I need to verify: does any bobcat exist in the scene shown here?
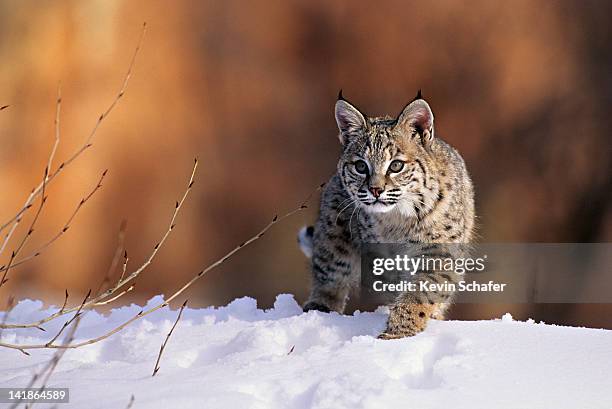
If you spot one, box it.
[299,91,475,339]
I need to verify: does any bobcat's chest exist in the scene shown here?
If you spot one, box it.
[357,209,419,244]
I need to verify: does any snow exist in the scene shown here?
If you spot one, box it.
[1,294,611,409]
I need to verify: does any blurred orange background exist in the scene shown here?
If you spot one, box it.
[1,1,610,327]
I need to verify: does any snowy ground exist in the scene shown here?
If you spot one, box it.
[1,294,611,409]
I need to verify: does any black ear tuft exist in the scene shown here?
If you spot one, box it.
[338,89,345,101]
[412,89,423,102]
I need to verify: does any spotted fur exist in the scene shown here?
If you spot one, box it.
[301,92,475,339]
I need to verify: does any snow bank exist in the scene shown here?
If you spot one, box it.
[1,295,611,409]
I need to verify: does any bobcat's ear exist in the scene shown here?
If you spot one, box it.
[396,98,434,148]
[335,93,366,145]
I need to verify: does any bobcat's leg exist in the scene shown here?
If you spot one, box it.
[303,220,356,313]
[379,268,457,339]
[303,176,363,314]
[303,243,355,313]
[303,277,351,313]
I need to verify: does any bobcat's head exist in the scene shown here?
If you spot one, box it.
[335,91,438,217]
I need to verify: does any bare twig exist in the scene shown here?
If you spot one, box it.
[125,395,135,409]
[93,284,134,306]
[118,250,129,284]
[1,159,196,330]
[0,182,321,350]
[152,299,187,376]
[95,220,128,295]
[0,22,146,256]
[0,170,107,276]
[59,290,69,314]
[44,290,90,347]
[47,84,62,176]
[0,296,15,337]
[10,314,82,409]
[0,168,49,288]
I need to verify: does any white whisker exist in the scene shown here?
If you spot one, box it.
[350,206,362,240]
[335,199,358,225]
[348,204,360,239]
[336,196,355,210]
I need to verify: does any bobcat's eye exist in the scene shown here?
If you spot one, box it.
[354,160,368,174]
[388,160,405,173]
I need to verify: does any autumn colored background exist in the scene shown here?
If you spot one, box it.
[1,1,610,328]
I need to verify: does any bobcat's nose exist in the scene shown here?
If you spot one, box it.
[369,186,384,198]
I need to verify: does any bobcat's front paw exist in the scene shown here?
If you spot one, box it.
[377,303,434,339]
[303,301,331,313]
[377,327,421,339]
[377,331,410,340]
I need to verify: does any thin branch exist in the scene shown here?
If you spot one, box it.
[125,395,135,409]
[1,159,196,330]
[0,296,15,337]
[0,170,107,276]
[0,182,321,350]
[0,205,30,258]
[95,220,128,295]
[59,290,69,314]
[14,314,82,409]
[44,290,90,347]
[0,168,49,288]
[93,284,134,306]
[47,84,62,176]
[118,250,129,284]
[152,299,187,376]
[0,22,146,255]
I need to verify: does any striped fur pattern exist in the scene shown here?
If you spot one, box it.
[301,92,475,339]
